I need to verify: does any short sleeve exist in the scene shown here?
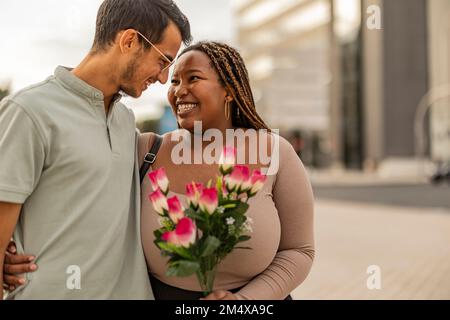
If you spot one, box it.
[0,99,45,203]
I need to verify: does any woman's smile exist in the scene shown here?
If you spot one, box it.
[177,102,199,117]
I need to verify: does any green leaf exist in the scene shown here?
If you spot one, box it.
[233,202,250,215]
[157,242,194,260]
[167,260,200,277]
[216,176,223,195]
[222,203,237,209]
[184,207,196,217]
[237,235,251,243]
[156,241,175,252]
[200,236,221,257]
[154,229,163,239]
[186,208,208,223]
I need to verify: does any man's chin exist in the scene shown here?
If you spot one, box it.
[119,87,141,98]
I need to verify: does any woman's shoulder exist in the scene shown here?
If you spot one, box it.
[254,130,296,157]
[138,130,180,148]
[276,134,298,155]
[247,129,291,145]
[266,132,306,178]
[162,129,189,141]
[138,132,157,151]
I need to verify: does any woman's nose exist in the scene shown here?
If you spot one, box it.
[174,83,188,98]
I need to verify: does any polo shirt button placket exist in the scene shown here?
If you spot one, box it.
[106,103,117,154]
[93,93,111,151]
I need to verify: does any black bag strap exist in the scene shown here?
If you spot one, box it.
[139,134,163,184]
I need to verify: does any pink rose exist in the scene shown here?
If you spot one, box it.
[167,196,184,223]
[148,167,169,194]
[249,170,267,195]
[185,182,204,209]
[219,146,236,174]
[199,187,218,215]
[162,217,196,247]
[224,165,250,193]
[149,188,168,215]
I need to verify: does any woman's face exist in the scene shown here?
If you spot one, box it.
[168,50,231,132]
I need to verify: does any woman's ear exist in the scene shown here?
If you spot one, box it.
[225,89,234,103]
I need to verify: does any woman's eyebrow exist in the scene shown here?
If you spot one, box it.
[185,68,204,74]
[172,68,205,77]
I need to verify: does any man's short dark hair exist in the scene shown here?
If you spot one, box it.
[92,0,192,52]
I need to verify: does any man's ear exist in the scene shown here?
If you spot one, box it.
[118,29,139,53]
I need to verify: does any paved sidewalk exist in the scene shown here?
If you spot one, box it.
[308,168,432,187]
[313,184,450,209]
[291,199,450,300]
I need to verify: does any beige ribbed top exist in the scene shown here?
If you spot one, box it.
[138,131,315,300]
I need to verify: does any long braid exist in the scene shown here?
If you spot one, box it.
[208,43,267,130]
[206,45,257,127]
[220,44,264,128]
[180,41,270,131]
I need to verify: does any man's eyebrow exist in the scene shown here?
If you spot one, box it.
[164,54,175,62]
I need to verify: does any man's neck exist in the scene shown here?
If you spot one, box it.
[71,52,119,114]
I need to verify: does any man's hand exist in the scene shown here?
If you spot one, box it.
[3,241,37,292]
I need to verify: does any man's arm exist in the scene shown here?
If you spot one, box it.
[0,202,21,300]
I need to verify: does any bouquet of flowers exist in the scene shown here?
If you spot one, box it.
[148,147,267,296]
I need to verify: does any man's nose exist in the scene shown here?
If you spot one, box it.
[157,69,170,84]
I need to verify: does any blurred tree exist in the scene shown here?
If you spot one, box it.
[136,118,160,134]
[0,87,9,101]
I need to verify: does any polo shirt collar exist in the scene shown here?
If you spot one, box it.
[54,66,122,104]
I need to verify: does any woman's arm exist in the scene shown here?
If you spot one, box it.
[235,136,315,300]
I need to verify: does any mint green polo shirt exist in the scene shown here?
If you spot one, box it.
[0,66,153,299]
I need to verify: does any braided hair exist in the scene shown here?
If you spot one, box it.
[179,41,270,131]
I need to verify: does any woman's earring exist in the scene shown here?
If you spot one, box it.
[224,100,231,120]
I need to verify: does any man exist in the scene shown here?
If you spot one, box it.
[0,0,191,299]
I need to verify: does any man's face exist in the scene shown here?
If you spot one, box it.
[118,22,182,98]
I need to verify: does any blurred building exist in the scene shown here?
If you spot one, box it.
[234,0,450,174]
[427,0,450,167]
[233,0,333,167]
[361,0,429,174]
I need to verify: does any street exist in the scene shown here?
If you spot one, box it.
[291,182,450,299]
[313,184,450,209]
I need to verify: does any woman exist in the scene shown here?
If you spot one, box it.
[4,41,314,300]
